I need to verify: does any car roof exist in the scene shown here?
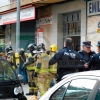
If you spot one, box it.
[62,70,100,79]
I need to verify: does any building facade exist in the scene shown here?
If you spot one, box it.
[52,0,87,50]
[87,0,100,53]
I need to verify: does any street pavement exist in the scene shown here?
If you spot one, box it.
[22,84,40,100]
[22,84,31,99]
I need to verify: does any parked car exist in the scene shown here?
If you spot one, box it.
[40,70,100,100]
[0,57,27,100]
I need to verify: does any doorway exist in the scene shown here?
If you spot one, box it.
[63,11,81,51]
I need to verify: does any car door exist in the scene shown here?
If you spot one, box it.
[49,78,100,100]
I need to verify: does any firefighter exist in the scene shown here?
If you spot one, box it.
[23,43,38,99]
[34,43,50,96]
[19,48,27,84]
[49,44,58,87]
[5,46,17,71]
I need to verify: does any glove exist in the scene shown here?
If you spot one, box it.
[34,72,38,77]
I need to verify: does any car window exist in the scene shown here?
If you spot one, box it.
[63,79,97,100]
[50,82,70,100]
[95,87,100,100]
[0,60,17,81]
[49,79,97,100]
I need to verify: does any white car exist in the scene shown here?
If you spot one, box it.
[40,70,100,100]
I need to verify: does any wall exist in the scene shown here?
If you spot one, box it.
[87,16,100,53]
[37,5,52,49]
[52,0,86,49]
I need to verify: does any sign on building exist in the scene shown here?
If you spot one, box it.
[36,28,43,45]
[10,0,22,4]
[87,0,100,16]
[36,16,52,27]
[0,6,35,25]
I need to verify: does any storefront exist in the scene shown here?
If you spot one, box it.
[87,0,100,53]
[0,5,36,51]
[52,0,86,50]
[36,5,52,49]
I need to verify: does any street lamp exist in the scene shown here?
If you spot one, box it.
[16,0,20,52]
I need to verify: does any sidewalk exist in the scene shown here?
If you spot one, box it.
[22,84,31,99]
[22,84,40,100]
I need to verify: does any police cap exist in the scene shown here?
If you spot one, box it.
[82,41,92,47]
[97,41,100,47]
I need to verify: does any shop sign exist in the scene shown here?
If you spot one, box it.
[10,0,22,4]
[0,6,35,25]
[87,0,100,16]
[36,16,52,26]
[36,28,43,45]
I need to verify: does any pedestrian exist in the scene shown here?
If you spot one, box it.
[49,38,85,82]
[78,41,96,72]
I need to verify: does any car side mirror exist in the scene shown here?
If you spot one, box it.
[18,74,24,81]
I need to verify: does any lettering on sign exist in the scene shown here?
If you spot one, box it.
[0,6,35,25]
[87,0,100,16]
[36,16,52,26]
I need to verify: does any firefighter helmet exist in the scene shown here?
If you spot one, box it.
[50,44,57,52]
[27,43,37,52]
[5,45,13,53]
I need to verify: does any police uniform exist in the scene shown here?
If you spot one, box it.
[78,41,96,72]
[49,47,83,82]
[88,41,100,70]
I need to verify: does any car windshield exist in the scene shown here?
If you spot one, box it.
[0,59,17,82]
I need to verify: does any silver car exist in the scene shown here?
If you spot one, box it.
[40,70,100,100]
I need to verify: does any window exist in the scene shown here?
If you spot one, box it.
[63,79,97,100]
[0,60,17,82]
[95,87,100,100]
[50,79,97,100]
[50,82,70,100]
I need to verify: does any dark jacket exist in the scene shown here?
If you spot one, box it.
[78,50,96,71]
[88,53,100,70]
[49,47,83,82]
[49,47,84,69]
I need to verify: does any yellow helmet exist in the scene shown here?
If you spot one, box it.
[50,44,57,52]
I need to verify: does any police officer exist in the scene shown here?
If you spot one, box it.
[49,38,85,82]
[5,46,17,71]
[34,43,50,96]
[23,44,38,98]
[78,41,96,72]
[88,41,100,70]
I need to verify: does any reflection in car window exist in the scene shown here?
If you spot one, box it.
[0,60,17,81]
[64,79,97,100]
[50,79,97,100]
[95,87,100,100]
[50,82,70,100]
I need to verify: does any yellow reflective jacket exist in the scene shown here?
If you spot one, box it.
[49,52,57,74]
[26,53,36,71]
[35,52,49,74]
